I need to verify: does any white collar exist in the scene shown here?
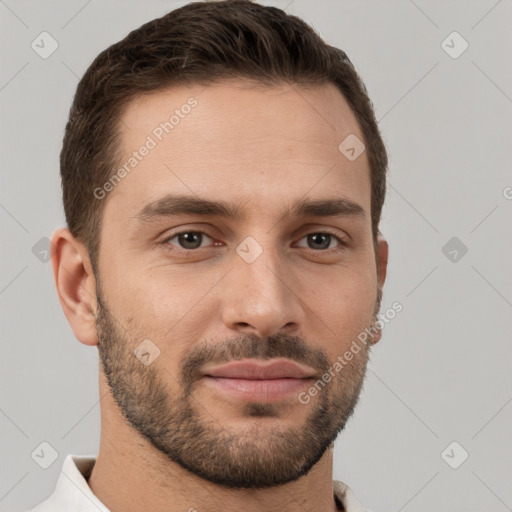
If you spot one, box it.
[27,454,367,512]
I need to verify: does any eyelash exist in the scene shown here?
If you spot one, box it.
[161,230,349,254]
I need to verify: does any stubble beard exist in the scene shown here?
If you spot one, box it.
[95,289,375,489]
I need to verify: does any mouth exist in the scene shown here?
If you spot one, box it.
[201,358,317,402]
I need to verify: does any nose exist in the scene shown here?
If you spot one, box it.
[221,244,305,338]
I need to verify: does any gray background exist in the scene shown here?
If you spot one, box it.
[1,0,511,510]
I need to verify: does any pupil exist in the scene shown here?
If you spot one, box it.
[179,232,201,249]
[309,233,330,250]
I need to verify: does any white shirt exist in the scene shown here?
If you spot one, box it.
[26,454,367,512]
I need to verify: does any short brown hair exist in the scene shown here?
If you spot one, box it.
[61,0,387,269]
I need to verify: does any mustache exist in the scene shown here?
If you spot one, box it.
[180,332,331,392]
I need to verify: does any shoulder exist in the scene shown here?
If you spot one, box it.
[24,454,102,512]
[333,479,369,512]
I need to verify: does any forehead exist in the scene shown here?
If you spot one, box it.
[105,80,371,223]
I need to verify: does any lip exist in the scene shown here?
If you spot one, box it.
[202,359,318,380]
[203,376,312,402]
[201,359,317,402]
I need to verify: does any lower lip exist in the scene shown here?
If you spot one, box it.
[203,376,312,402]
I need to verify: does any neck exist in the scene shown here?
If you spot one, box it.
[88,375,339,512]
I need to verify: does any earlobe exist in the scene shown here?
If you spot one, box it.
[370,235,389,345]
[51,228,99,346]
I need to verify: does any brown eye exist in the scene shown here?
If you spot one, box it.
[296,232,344,251]
[166,231,213,250]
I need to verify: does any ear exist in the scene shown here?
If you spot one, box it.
[51,228,99,346]
[376,234,388,292]
[370,234,389,345]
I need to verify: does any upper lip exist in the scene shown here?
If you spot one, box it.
[202,359,317,380]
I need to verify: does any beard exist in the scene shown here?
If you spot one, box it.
[95,288,377,489]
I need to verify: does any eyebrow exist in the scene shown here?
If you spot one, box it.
[135,194,366,223]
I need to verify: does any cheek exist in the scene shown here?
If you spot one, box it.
[110,273,214,353]
[302,264,377,348]
[319,289,375,335]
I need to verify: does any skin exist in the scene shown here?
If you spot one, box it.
[51,79,388,512]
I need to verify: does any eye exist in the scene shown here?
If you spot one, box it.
[295,232,347,251]
[161,229,348,254]
[164,231,215,250]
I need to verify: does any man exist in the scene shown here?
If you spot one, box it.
[28,0,388,510]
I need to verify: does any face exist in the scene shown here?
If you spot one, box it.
[94,80,386,488]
